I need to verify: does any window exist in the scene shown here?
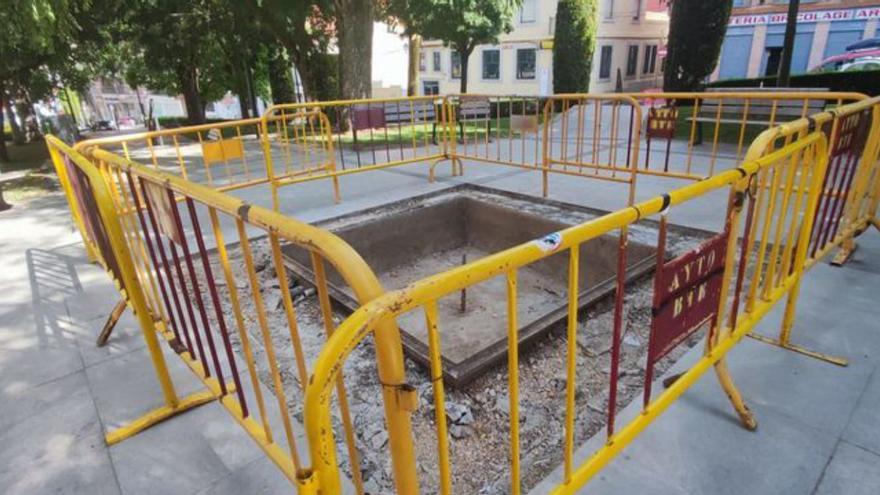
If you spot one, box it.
[419,52,426,72]
[482,49,500,80]
[422,81,439,95]
[599,45,613,79]
[433,51,441,71]
[733,0,748,6]
[643,45,657,74]
[605,0,614,20]
[451,52,462,79]
[626,45,639,76]
[516,49,536,79]
[632,0,641,20]
[520,0,537,23]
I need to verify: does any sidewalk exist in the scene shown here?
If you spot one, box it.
[1,161,878,494]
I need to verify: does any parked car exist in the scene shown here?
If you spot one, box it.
[810,48,880,73]
[90,120,116,131]
[841,58,880,72]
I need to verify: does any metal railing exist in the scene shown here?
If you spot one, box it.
[297,129,832,495]
[47,135,418,493]
[49,91,880,495]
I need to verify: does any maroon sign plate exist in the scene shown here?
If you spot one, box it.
[648,231,727,363]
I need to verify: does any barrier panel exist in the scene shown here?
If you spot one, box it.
[737,96,880,363]
[628,91,866,181]
[540,94,642,204]
[47,136,419,494]
[263,96,458,210]
[298,129,832,494]
[75,111,334,193]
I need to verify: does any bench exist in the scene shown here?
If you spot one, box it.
[691,87,829,144]
[351,100,438,148]
[351,96,493,147]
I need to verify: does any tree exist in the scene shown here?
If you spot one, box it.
[250,0,338,101]
[0,0,79,161]
[552,0,597,94]
[335,0,373,99]
[401,0,518,93]
[663,0,732,92]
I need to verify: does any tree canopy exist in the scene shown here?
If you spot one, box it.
[396,0,518,92]
[553,0,597,94]
[663,0,733,92]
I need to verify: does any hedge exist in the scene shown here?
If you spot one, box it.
[707,70,880,96]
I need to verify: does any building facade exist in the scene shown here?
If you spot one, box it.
[417,0,670,96]
[713,0,880,81]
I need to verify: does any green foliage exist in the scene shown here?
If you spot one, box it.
[663,0,732,92]
[399,0,519,92]
[552,0,597,94]
[707,69,880,96]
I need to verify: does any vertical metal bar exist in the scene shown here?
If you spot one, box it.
[127,172,182,344]
[563,246,580,483]
[310,251,365,494]
[506,270,520,495]
[186,198,245,407]
[236,218,302,468]
[643,214,668,407]
[209,208,273,439]
[606,227,629,438]
[268,234,309,388]
[170,192,227,393]
[424,300,452,495]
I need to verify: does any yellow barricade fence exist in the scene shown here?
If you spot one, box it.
[263,96,458,210]
[297,127,833,494]
[46,135,419,493]
[49,92,880,495]
[736,95,880,363]
[74,92,868,212]
[627,91,867,180]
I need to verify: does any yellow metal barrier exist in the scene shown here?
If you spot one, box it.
[263,96,458,210]
[298,130,831,493]
[48,137,421,494]
[627,91,866,180]
[50,91,880,495]
[738,95,880,364]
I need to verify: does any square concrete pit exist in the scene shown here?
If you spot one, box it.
[282,185,658,385]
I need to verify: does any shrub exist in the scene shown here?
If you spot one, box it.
[553,0,597,93]
[708,70,880,96]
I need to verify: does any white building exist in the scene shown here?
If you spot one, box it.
[417,0,670,96]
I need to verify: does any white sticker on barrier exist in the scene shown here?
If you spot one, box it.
[534,232,563,253]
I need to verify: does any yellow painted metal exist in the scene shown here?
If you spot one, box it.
[300,131,830,495]
[506,270,521,495]
[423,300,452,495]
[45,136,182,429]
[49,91,880,495]
[105,389,217,445]
[563,247,579,482]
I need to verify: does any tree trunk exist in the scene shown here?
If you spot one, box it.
[407,34,421,96]
[459,48,470,94]
[0,85,9,163]
[336,0,373,100]
[180,66,205,125]
[268,47,297,104]
[246,62,259,117]
[777,0,800,87]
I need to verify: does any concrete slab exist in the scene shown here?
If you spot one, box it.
[0,370,119,495]
[843,368,880,455]
[108,402,265,495]
[814,441,880,495]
